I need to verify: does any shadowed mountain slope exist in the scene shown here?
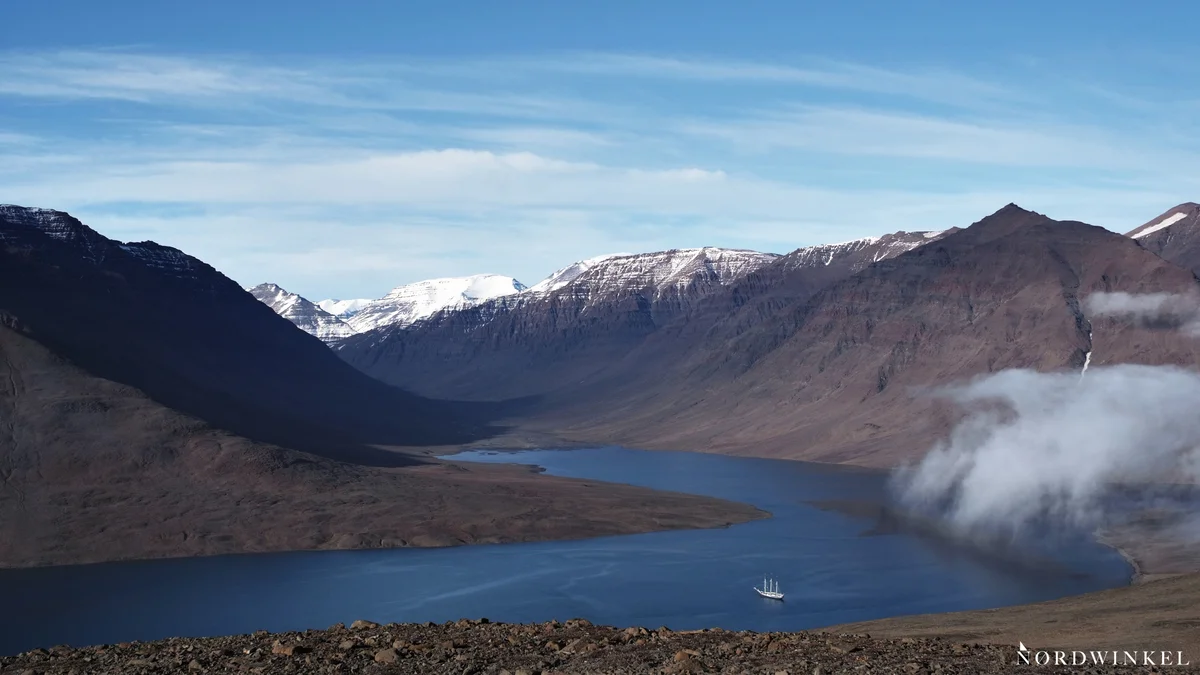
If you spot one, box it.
[0,205,501,466]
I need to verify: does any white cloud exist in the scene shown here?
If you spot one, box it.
[893,365,1200,541]
[679,105,1151,170]
[3,49,1199,296]
[1086,291,1200,335]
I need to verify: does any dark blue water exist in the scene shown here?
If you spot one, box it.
[0,447,1130,655]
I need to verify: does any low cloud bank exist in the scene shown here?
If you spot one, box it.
[891,365,1200,542]
[1085,291,1200,335]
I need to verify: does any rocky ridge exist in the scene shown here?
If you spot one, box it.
[0,618,1130,675]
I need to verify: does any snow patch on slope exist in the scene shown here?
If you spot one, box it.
[1132,211,1188,239]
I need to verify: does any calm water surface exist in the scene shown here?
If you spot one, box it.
[0,447,1130,655]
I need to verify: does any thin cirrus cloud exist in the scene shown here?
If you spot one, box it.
[0,48,1196,298]
[677,106,1145,170]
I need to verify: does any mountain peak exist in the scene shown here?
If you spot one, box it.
[948,203,1055,246]
[248,283,355,341]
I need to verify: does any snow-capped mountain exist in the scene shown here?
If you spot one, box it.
[335,232,955,399]
[550,247,780,304]
[254,236,947,342]
[248,283,356,341]
[316,298,372,319]
[345,274,528,334]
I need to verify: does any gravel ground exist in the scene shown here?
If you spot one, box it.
[4,618,1190,675]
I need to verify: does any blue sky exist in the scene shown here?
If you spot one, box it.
[4,1,1200,300]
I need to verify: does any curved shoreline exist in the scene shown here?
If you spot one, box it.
[1096,536,1145,584]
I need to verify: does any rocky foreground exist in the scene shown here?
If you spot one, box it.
[3,618,1188,675]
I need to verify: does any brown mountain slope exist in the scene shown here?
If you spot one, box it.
[534,205,1200,466]
[0,321,764,568]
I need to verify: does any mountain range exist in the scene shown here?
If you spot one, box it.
[320,205,1200,466]
[6,198,1200,568]
[251,274,529,342]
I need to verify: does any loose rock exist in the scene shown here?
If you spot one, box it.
[0,619,1184,674]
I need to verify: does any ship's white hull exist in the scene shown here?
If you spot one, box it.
[754,588,784,600]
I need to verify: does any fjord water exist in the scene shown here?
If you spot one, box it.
[0,448,1129,655]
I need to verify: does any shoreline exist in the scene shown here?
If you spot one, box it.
[1095,535,1146,584]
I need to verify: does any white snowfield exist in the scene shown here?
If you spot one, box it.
[316,298,372,319]
[1131,211,1189,240]
[345,274,528,333]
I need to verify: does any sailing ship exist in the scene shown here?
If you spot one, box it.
[754,575,784,600]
